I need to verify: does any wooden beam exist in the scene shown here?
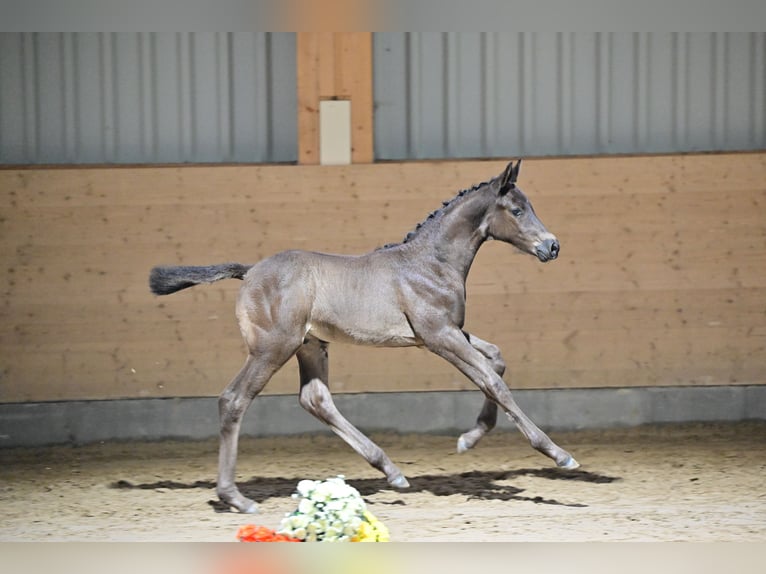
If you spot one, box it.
[347,33,374,164]
[296,32,374,164]
[296,33,320,165]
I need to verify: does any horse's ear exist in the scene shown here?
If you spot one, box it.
[511,159,522,183]
[499,161,515,193]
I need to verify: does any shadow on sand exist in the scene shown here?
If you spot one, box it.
[111,467,620,512]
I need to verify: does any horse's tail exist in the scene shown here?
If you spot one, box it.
[149,263,253,296]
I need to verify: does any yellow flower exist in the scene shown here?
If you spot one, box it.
[351,511,389,542]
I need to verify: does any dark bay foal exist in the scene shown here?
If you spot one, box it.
[150,160,579,513]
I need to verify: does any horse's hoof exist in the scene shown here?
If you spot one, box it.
[558,456,580,470]
[456,436,470,454]
[389,475,410,489]
[240,501,260,514]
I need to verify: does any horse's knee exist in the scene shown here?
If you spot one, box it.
[485,377,510,403]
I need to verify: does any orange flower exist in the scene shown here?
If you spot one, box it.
[237,524,301,543]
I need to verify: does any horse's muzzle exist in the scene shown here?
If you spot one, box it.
[535,238,560,262]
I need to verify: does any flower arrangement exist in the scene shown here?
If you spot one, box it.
[237,476,389,543]
[236,524,300,543]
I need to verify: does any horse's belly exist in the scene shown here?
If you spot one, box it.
[307,317,420,347]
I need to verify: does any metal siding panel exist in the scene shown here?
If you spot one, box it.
[373,32,766,160]
[140,33,156,161]
[686,33,716,152]
[570,32,600,154]
[414,32,447,159]
[230,32,258,163]
[481,33,497,157]
[646,32,675,153]
[100,33,117,162]
[113,33,142,163]
[558,33,574,154]
[73,34,101,162]
[0,32,295,164]
[453,32,484,158]
[520,32,535,156]
[0,34,26,163]
[190,32,225,162]
[753,33,766,149]
[154,33,182,163]
[268,32,297,163]
[372,32,407,160]
[36,33,66,162]
[725,33,752,150]
[491,33,523,157]
[251,32,270,163]
[607,33,635,154]
[62,33,77,162]
[530,32,562,156]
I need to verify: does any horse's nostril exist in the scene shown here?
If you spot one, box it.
[550,240,560,258]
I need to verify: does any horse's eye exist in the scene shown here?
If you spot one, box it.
[511,208,523,217]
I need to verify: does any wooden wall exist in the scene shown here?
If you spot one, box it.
[1,153,765,402]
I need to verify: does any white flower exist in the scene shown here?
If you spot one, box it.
[331,520,345,533]
[282,475,383,542]
[291,527,307,540]
[277,523,307,540]
[290,514,310,529]
[344,519,361,537]
[298,498,316,515]
[325,525,342,541]
[311,482,335,502]
[336,507,355,524]
[296,479,317,497]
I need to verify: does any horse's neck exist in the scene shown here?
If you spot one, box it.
[414,189,491,281]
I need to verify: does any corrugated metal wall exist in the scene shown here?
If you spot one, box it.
[374,32,766,160]
[3,33,765,164]
[0,32,296,164]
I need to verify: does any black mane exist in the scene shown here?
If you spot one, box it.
[377,176,498,250]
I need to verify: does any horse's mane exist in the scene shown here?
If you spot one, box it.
[377,175,498,250]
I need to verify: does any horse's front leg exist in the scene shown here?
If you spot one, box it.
[423,325,579,470]
[296,336,410,489]
[456,332,501,453]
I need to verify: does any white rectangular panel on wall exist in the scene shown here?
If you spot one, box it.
[0,32,297,164]
[319,100,352,166]
[373,32,766,160]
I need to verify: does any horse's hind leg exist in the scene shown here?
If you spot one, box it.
[296,336,410,489]
[217,343,298,513]
[456,333,501,453]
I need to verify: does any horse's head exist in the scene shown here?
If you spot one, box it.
[486,160,560,262]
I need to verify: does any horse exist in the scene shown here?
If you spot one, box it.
[149,159,579,513]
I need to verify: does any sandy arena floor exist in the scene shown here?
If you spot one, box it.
[1,421,764,542]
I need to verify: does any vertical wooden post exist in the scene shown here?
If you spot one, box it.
[297,32,374,164]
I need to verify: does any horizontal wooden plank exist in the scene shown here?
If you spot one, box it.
[2,153,766,402]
